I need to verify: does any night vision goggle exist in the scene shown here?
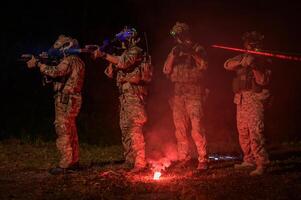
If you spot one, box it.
[170,30,188,39]
[115,28,137,42]
[170,30,177,37]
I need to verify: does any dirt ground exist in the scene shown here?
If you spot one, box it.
[0,140,300,200]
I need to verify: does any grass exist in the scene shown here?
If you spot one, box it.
[0,139,123,171]
[0,139,300,200]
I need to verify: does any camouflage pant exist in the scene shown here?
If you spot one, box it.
[54,93,82,168]
[171,95,207,163]
[119,92,147,168]
[235,90,269,166]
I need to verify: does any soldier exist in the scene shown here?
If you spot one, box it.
[163,22,209,171]
[26,35,85,175]
[93,27,152,172]
[224,31,271,176]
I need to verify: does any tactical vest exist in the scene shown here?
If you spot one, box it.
[170,55,204,84]
[232,67,262,93]
[116,66,148,96]
[53,55,85,94]
[114,45,152,96]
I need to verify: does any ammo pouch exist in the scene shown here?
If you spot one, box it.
[232,76,262,93]
[60,93,70,104]
[232,74,251,93]
[233,68,262,93]
[117,66,141,85]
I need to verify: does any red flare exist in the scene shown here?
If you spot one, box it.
[153,171,161,180]
[212,44,301,61]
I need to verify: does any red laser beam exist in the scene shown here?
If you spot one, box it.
[211,45,301,61]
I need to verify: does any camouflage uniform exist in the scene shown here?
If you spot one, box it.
[104,45,147,168]
[164,43,208,164]
[224,54,270,167]
[39,55,85,168]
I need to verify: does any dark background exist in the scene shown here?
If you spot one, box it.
[1,0,300,153]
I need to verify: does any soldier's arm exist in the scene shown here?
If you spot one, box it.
[104,63,115,78]
[251,58,272,85]
[104,54,120,65]
[93,49,120,65]
[224,55,243,71]
[192,45,208,71]
[253,69,266,85]
[163,52,175,75]
[38,57,71,78]
[95,47,141,69]
[115,47,141,70]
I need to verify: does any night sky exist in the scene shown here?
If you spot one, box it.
[1,0,301,151]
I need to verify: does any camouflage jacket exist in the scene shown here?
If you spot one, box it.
[39,55,85,94]
[105,45,147,95]
[224,54,271,93]
[167,43,208,84]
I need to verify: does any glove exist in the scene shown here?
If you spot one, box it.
[92,49,106,60]
[240,54,254,67]
[26,56,38,68]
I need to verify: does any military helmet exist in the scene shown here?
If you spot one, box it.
[53,34,79,50]
[242,31,264,44]
[115,26,138,42]
[170,22,190,38]
[48,35,79,58]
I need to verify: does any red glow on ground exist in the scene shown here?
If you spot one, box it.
[212,44,301,61]
[153,171,161,180]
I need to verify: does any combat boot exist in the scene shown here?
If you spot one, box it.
[234,162,255,169]
[175,158,193,169]
[49,167,66,175]
[130,166,148,173]
[129,162,148,173]
[67,162,81,171]
[192,162,209,175]
[49,162,81,175]
[250,166,266,176]
[197,162,209,171]
[118,161,134,171]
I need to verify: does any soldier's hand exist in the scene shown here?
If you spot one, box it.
[26,56,38,68]
[39,51,48,59]
[117,75,127,83]
[92,49,106,60]
[171,46,181,56]
[107,63,114,74]
[241,54,254,67]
